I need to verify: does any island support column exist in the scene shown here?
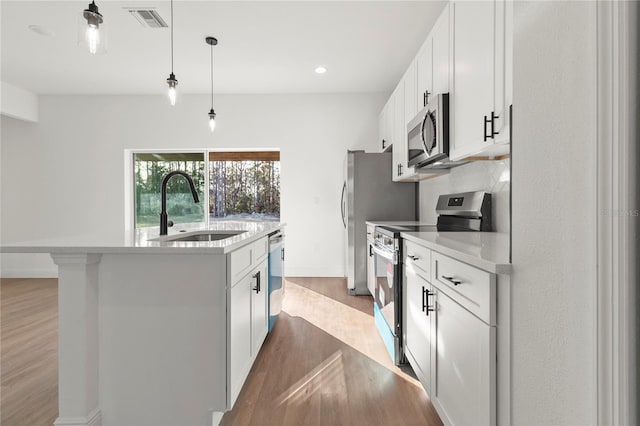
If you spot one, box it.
[51,254,103,426]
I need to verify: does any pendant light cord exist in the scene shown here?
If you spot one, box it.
[210,43,214,108]
[170,0,174,73]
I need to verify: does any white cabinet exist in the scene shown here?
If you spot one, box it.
[366,224,376,296]
[391,82,409,181]
[404,60,418,125]
[230,271,253,404]
[404,257,433,395]
[403,239,497,426]
[228,237,269,407]
[251,260,268,356]
[416,37,433,111]
[378,97,393,152]
[450,0,511,160]
[431,287,496,426]
[432,3,450,95]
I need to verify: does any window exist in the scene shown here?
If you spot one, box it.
[134,152,206,228]
[131,150,280,229]
[209,151,280,222]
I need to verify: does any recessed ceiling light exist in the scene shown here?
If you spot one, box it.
[28,25,55,37]
[315,66,327,74]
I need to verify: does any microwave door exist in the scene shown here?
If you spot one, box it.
[407,113,427,166]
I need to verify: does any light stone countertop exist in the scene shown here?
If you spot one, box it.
[0,221,284,255]
[366,220,511,274]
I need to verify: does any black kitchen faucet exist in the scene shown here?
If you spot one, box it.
[159,171,200,235]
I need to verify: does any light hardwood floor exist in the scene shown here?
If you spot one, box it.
[1,278,58,426]
[0,277,442,426]
[221,277,442,426]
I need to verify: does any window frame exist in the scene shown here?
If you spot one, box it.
[124,148,280,231]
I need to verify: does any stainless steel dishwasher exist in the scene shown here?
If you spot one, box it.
[268,230,285,332]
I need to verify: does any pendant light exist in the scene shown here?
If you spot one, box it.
[166,0,178,106]
[206,36,218,132]
[82,1,104,54]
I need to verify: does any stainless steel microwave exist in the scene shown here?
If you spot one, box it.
[407,93,450,168]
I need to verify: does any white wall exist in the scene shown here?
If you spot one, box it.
[511,2,597,424]
[0,81,38,122]
[0,93,386,277]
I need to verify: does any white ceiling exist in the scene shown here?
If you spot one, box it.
[1,1,446,95]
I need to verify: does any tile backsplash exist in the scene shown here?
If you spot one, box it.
[418,159,511,234]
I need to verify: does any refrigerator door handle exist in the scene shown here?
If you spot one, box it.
[340,181,347,229]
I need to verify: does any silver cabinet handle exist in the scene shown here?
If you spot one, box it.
[441,275,462,286]
[407,254,419,261]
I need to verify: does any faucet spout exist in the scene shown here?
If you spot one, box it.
[159,171,200,235]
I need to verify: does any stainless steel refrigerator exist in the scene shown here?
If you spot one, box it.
[341,150,416,295]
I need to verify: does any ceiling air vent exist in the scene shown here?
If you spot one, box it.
[128,9,168,28]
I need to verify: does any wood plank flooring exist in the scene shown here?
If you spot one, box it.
[1,278,58,426]
[222,277,442,426]
[0,277,442,426]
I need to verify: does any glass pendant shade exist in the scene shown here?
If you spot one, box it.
[78,1,106,54]
[167,73,178,106]
[208,109,216,132]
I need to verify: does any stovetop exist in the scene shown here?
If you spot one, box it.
[382,224,438,233]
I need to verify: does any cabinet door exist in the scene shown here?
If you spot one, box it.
[230,275,252,405]
[451,0,499,160]
[404,266,432,394]
[432,288,496,426]
[391,83,405,181]
[432,3,450,95]
[251,260,268,356]
[416,38,433,111]
[404,60,418,125]
[366,242,375,296]
[379,99,392,152]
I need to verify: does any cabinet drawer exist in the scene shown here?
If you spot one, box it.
[230,237,268,285]
[404,240,431,278]
[431,252,495,325]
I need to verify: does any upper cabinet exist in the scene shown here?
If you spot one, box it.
[432,4,450,95]
[391,81,414,181]
[379,1,511,175]
[378,96,394,152]
[450,0,512,160]
[416,38,433,111]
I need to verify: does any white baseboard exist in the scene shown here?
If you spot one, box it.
[54,408,102,426]
[1,268,58,278]
[212,411,224,426]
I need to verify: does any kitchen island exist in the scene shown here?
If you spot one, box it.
[1,221,284,426]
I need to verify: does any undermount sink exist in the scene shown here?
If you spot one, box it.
[167,230,247,242]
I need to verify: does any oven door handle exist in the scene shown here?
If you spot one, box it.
[371,244,397,265]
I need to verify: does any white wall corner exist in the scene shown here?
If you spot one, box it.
[1,81,39,122]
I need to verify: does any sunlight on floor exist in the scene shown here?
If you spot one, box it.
[282,280,422,387]
[276,350,346,407]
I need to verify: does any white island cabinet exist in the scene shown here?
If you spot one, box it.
[1,221,283,426]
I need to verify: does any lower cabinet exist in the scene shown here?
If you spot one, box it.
[403,239,497,426]
[431,287,496,426]
[404,265,433,396]
[229,255,268,407]
[251,260,269,356]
